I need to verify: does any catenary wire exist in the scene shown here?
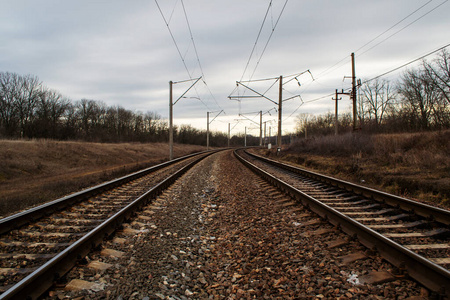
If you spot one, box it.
[156,0,224,113]
[315,0,444,81]
[354,0,434,54]
[249,0,289,81]
[358,0,448,57]
[285,43,450,123]
[239,1,273,83]
[363,42,450,84]
[180,0,224,112]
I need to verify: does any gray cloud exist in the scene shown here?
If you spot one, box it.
[1,0,449,133]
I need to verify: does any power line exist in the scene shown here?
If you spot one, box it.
[363,42,450,84]
[286,43,450,122]
[155,0,193,79]
[155,0,224,113]
[180,0,224,112]
[180,0,205,79]
[239,1,273,82]
[249,0,289,80]
[355,0,434,54]
[358,0,448,57]
[314,0,446,81]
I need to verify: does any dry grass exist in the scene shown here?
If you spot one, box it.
[0,139,205,217]
[259,130,450,209]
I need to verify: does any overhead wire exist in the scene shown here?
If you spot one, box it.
[248,0,289,81]
[156,0,224,113]
[286,42,450,123]
[180,0,224,113]
[363,42,450,84]
[354,0,434,54]
[357,0,448,57]
[283,0,447,125]
[155,0,193,79]
[239,1,273,83]
[314,0,444,82]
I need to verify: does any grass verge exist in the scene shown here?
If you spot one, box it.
[0,139,205,217]
[256,130,450,209]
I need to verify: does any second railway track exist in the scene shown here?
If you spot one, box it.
[0,150,217,299]
[236,149,450,298]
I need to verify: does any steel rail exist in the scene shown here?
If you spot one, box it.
[244,150,450,226]
[0,151,216,300]
[0,150,208,235]
[235,149,450,298]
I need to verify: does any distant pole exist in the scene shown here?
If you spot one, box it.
[207,111,210,150]
[263,121,267,146]
[228,123,230,147]
[244,127,247,147]
[351,53,357,131]
[259,111,262,146]
[269,126,271,145]
[277,76,283,148]
[169,81,174,160]
[332,89,342,136]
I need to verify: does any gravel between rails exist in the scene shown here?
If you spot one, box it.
[46,150,429,299]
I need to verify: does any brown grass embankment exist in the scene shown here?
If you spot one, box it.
[257,130,450,209]
[0,139,205,217]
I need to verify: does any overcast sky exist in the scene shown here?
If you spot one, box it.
[1,0,449,134]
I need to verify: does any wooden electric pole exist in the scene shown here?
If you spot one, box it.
[228,123,230,148]
[206,111,210,151]
[244,127,247,147]
[169,80,174,160]
[259,111,262,146]
[332,89,341,136]
[277,75,282,149]
[351,53,357,131]
[263,121,267,146]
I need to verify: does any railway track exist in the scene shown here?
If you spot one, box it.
[236,149,450,298]
[0,150,216,300]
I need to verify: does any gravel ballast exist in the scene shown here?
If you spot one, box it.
[47,150,429,299]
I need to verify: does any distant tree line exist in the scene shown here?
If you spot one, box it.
[296,50,450,137]
[0,71,239,146]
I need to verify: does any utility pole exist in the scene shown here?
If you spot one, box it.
[228,123,230,148]
[244,127,247,147]
[269,126,271,146]
[206,110,223,150]
[351,52,357,131]
[168,76,202,160]
[207,112,210,151]
[259,111,262,146]
[277,75,283,149]
[169,80,174,160]
[332,89,342,136]
[263,121,267,146]
[229,71,312,151]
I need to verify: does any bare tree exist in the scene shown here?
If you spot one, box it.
[35,89,70,138]
[361,78,395,129]
[423,49,450,105]
[16,74,42,137]
[0,72,19,136]
[398,68,440,130]
[295,113,313,138]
